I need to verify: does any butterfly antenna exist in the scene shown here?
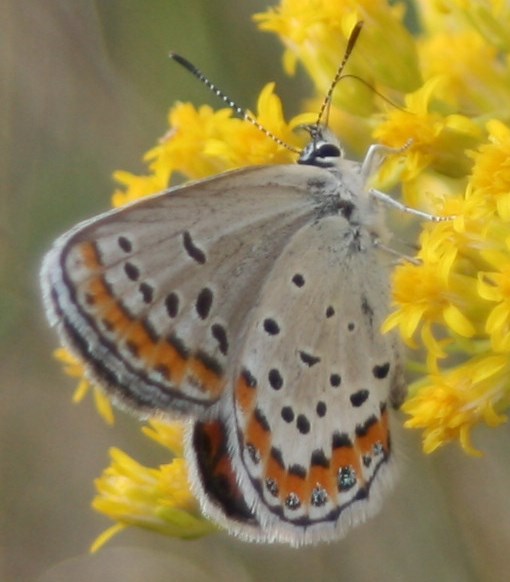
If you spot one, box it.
[314,21,364,130]
[169,52,301,154]
[340,74,408,112]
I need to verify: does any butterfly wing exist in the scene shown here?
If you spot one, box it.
[41,164,342,417]
[186,213,406,545]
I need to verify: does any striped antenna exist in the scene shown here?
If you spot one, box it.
[314,21,364,129]
[169,53,301,154]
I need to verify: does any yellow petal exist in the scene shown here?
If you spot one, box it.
[442,304,475,337]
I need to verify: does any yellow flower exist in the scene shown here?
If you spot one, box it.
[402,355,508,455]
[416,0,510,52]
[389,115,510,453]
[54,348,114,426]
[255,0,421,97]
[111,169,170,209]
[146,84,311,182]
[91,421,215,550]
[469,120,510,220]
[418,31,510,113]
[479,263,510,351]
[373,78,482,183]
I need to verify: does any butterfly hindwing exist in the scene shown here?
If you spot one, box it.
[187,214,405,545]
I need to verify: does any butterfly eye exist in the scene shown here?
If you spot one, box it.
[316,143,341,159]
[298,139,342,167]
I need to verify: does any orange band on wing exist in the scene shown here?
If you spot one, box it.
[355,411,389,456]
[281,471,308,503]
[266,451,286,487]
[235,374,257,413]
[245,411,271,461]
[331,441,362,480]
[79,241,102,269]
[76,242,224,397]
[187,357,224,397]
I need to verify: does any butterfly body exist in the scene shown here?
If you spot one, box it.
[41,128,406,545]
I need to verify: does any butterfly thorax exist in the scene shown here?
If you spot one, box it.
[298,127,386,244]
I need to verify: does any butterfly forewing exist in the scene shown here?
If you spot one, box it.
[42,164,344,417]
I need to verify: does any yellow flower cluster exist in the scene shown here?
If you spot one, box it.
[111,84,313,208]
[52,0,510,544]
[91,421,216,551]
[390,119,510,455]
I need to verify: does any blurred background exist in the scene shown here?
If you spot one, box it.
[2,1,510,581]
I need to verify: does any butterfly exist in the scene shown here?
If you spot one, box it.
[40,23,429,545]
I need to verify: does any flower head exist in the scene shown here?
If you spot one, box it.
[91,421,215,549]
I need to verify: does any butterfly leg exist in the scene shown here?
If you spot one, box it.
[369,188,452,221]
[360,141,413,180]
[373,239,421,265]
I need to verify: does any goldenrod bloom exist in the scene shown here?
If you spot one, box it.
[91,421,216,550]
[54,348,114,426]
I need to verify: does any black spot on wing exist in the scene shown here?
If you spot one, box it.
[139,282,154,304]
[288,464,307,479]
[268,368,283,390]
[350,389,369,407]
[242,368,257,388]
[118,236,133,253]
[124,261,139,281]
[270,446,285,469]
[296,414,311,435]
[329,373,341,387]
[311,449,329,468]
[196,287,213,319]
[355,415,378,438]
[165,292,179,318]
[211,323,228,355]
[195,349,223,376]
[292,273,305,287]
[254,407,270,432]
[281,406,294,422]
[263,318,280,335]
[182,231,206,264]
[299,351,321,367]
[332,432,353,449]
[167,333,190,360]
[373,362,390,379]
[316,401,327,417]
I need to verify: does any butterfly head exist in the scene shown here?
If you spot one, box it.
[297,126,344,168]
